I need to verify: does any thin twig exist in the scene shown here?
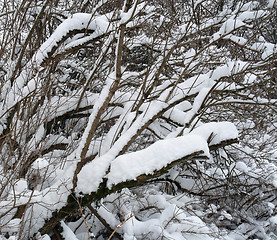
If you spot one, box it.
[108,214,133,240]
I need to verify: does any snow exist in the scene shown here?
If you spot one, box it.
[0,218,21,234]
[34,125,45,144]
[23,183,72,235]
[60,221,79,240]
[224,19,245,33]
[163,106,192,126]
[178,178,196,190]
[238,10,265,22]
[14,179,28,193]
[40,92,97,122]
[0,1,275,239]
[192,88,210,112]
[270,216,277,225]
[272,179,277,188]
[213,18,245,41]
[268,0,276,8]
[261,42,276,60]
[120,197,213,240]
[35,13,109,65]
[1,13,110,113]
[161,60,248,113]
[225,35,247,45]
[32,158,50,170]
[190,122,238,146]
[76,100,168,194]
[236,161,249,172]
[120,0,140,24]
[106,135,209,188]
[97,205,119,228]
[38,235,51,240]
[243,73,257,84]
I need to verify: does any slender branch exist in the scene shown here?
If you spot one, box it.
[87,204,123,240]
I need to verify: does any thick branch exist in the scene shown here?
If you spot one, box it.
[39,136,237,235]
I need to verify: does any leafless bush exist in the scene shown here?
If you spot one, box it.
[0,0,276,239]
